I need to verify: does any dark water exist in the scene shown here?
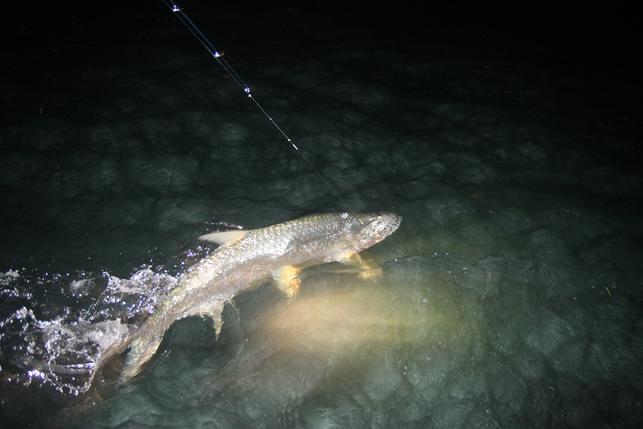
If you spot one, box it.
[2,4,642,428]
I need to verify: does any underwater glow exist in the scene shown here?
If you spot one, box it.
[1,3,641,428]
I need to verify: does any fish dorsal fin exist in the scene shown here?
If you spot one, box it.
[198,229,248,246]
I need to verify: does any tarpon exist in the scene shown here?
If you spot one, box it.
[97,212,401,383]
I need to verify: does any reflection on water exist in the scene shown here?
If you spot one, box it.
[269,277,434,350]
[2,235,642,428]
[76,255,480,428]
[2,8,642,427]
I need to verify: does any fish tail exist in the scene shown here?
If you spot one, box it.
[119,331,164,383]
[119,303,225,383]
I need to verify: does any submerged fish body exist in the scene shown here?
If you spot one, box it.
[100,212,401,383]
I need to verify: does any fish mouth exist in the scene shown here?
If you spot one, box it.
[355,212,402,249]
[390,213,402,232]
[378,212,402,236]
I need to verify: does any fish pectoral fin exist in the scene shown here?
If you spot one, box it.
[339,253,383,281]
[198,229,248,247]
[272,265,302,299]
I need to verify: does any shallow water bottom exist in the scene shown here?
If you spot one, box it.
[2,10,643,428]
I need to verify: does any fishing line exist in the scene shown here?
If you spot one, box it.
[161,1,358,213]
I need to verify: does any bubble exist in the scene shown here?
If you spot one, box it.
[0,266,178,395]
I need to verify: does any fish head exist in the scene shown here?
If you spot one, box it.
[345,212,402,252]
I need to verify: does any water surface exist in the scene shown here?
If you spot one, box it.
[1,5,642,428]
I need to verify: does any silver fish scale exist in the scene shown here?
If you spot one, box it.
[171,214,348,301]
[100,212,401,384]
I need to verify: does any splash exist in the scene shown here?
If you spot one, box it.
[0,267,178,395]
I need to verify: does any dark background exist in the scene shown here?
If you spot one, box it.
[4,2,641,151]
[1,3,642,428]
[4,3,641,67]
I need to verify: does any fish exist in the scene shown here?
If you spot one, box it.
[95,212,401,384]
